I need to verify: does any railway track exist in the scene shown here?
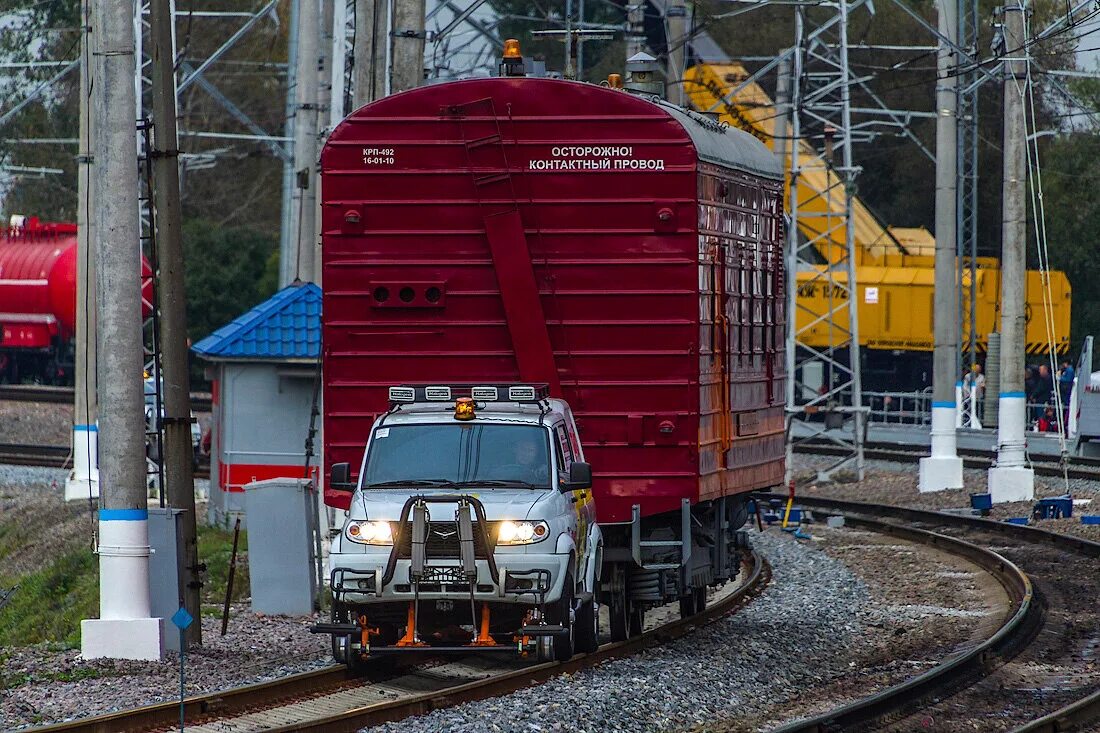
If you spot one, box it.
[0,441,211,480]
[24,510,1055,733]
[0,384,213,412]
[27,551,771,733]
[795,440,1100,481]
[764,495,1100,733]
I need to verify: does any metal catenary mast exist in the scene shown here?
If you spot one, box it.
[783,0,868,482]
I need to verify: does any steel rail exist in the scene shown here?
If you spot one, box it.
[0,441,210,479]
[24,552,770,733]
[0,385,213,412]
[769,494,1100,559]
[1009,688,1100,732]
[762,494,1100,732]
[769,515,1037,733]
[24,665,354,733]
[794,441,1100,481]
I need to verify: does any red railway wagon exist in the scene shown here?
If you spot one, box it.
[321,74,786,623]
[0,219,79,382]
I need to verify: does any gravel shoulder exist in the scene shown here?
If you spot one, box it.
[0,399,211,449]
[1,474,1007,733]
[0,611,330,730]
[0,465,325,731]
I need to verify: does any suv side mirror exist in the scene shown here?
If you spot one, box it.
[330,462,354,492]
[561,461,592,491]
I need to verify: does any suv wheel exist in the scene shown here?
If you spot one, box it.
[551,572,576,661]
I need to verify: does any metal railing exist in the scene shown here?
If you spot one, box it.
[864,386,1069,434]
[864,389,933,425]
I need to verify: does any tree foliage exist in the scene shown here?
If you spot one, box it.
[182,218,279,344]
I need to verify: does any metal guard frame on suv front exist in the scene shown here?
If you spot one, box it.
[381,493,500,589]
[329,566,377,603]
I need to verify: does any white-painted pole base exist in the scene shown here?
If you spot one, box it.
[81,617,164,660]
[989,393,1034,503]
[919,404,963,492]
[81,513,164,660]
[64,425,100,502]
[987,465,1035,504]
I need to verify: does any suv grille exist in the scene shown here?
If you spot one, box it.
[394,521,497,558]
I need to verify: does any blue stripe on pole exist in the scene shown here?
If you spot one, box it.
[1000,391,1026,399]
[99,508,148,521]
[932,401,956,408]
[74,424,98,432]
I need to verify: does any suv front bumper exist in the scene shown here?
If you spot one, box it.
[328,552,571,606]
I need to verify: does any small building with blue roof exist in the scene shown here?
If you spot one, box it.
[192,282,321,524]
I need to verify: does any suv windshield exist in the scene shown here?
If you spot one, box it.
[363,423,552,489]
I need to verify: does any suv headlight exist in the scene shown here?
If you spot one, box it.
[345,520,393,545]
[497,520,550,545]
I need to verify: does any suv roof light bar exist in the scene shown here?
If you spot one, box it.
[388,384,550,406]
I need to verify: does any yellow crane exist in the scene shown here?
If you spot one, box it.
[684,62,1071,386]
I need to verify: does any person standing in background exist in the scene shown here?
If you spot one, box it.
[1032,364,1054,421]
[1059,359,1075,405]
[963,363,986,421]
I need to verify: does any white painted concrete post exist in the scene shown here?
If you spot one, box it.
[988,3,1034,503]
[81,0,164,661]
[919,0,963,493]
[65,425,100,502]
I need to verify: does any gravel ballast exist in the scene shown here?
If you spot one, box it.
[360,524,996,733]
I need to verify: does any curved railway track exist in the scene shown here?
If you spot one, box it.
[26,552,772,733]
[795,440,1100,481]
[763,495,1100,733]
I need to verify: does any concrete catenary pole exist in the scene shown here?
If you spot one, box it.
[279,0,300,287]
[149,0,201,646]
[293,0,320,283]
[316,0,334,281]
[391,0,425,92]
[374,0,391,98]
[626,2,647,59]
[665,4,687,106]
[353,0,381,107]
[988,2,1033,502]
[81,0,164,661]
[919,0,964,492]
[66,0,99,503]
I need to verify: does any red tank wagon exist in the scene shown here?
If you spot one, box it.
[321,73,785,634]
[0,218,78,382]
[0,217,155,383]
